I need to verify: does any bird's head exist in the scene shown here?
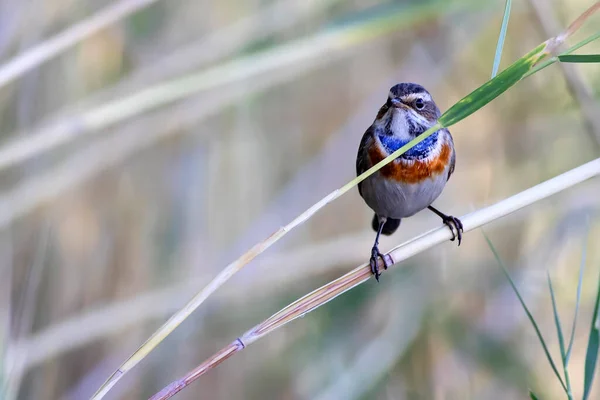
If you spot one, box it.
[374,83,441,140]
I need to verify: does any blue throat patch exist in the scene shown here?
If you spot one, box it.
[377,131,439,159]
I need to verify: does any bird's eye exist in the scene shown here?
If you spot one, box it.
[414,99,425,110]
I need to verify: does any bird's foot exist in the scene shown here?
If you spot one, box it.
[441,215,464,245]
[370,246,392,282]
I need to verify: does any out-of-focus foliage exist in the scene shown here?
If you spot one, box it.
[0,0,599,399]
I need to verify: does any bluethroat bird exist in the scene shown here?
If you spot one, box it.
[356,83,462,281]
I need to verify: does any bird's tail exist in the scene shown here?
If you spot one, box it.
[371,214,401,236]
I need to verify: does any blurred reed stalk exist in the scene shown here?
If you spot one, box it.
[526,0,600,146]
[2,224,51,400]
[150,158,600,400]
[8,232,375,372]
[0,0,464,174]
[71,0,342,110]
[92,4,600,398]
[0,0,161,90]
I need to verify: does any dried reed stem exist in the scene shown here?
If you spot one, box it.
[151,158,600,400]
[0,2,441,174]
[0,0,160,90]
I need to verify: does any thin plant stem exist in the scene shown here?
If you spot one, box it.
[565,222,589,364]
[525,31,600,78]
[491,0,512,78]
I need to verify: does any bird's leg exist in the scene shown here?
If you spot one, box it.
[370,217,392,281]
[428,206,464,245]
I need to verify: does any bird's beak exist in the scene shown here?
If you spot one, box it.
[390,98,404,108]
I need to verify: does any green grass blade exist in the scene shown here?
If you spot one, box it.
[547,273,567,361]
[482,232,568,394]
[491,0,512,78]
[582,269,600,400]
[525,31,600,77]
[547,273,573,398]
[565,226,588,365]
[529,390,539,400]
[558,54,600,63]
[561,31,600,55]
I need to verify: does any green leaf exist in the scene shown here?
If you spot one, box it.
[491,0,512,78]
[560,31,600,56]
[565,226,588,365]
[482,231,568,394]
[558,54,600,63]
[583,270,600,400]
[439,43,547,127]
[529,390,539,400]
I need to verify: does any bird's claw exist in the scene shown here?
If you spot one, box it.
[370,246,391,282]
[441,215,464,246]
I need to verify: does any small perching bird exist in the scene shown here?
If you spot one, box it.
[356,83,462,281]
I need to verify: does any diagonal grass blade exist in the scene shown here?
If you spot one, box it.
[558,54,600,63]
[529,390,539,400]
[583,269,600,400]
[565,223,589,365]
[547,273,573,398]
[491,0,512,78]
[482,232,568,394]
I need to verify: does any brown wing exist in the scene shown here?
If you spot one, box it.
[356,127,375,197]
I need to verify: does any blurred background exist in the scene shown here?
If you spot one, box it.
[0,0,599,399]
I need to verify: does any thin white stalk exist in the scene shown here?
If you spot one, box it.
[384,158,600,265]
[0,0,161,90]
[491,0,512,78]
[239,158,600,347]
